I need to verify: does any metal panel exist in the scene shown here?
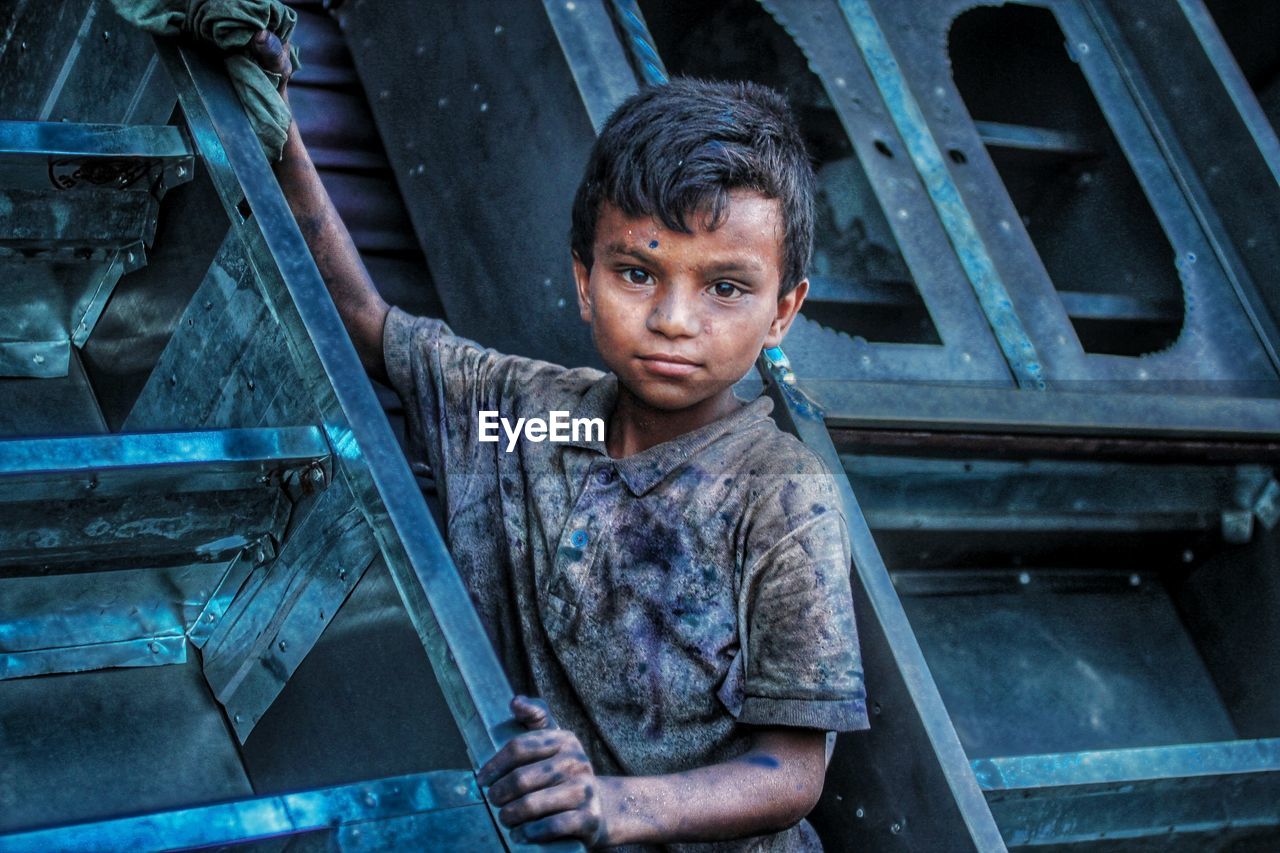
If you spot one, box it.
[862,0,1280,393]
[0,563,223,679]
[0,660,254,834]
[899,581,1237,759]
[202,471,379,742]
[1099,0,1280,376]
[811,378,1280,438]
[0,119,192,377]
[0,425,329,498]
[80,160,233,430]
[123,231,318,432]
[241,559,471,794]
[336,0,607,368]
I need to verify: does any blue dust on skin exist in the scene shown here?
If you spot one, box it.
[745,754,780,769]
[649,240,659,249]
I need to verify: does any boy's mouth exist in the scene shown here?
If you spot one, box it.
[636,353,701,378]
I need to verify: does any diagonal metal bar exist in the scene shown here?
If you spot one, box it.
[759,350,1006,852]
[835,0,1046,390]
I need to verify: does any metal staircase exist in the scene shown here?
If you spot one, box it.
[0,3,565,849]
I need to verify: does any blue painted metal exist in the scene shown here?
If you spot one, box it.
[1082,0,1280,380]
[0,118,192,378]
[834,0,1046,390]
[0,422,332,502]
[0,119,191,191]
[0,769,486,852]
[608,0,668,86]
[974,738,1280,789]
[0,426,328,485]
[974,739,1280,847]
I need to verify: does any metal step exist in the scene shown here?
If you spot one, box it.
[0,767,492,852]
[0,426,328,680]
[976,740,1280,849]
[0,120,193,378]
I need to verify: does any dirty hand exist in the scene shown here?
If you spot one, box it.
[247,29,294,94]
[478,695,610,847]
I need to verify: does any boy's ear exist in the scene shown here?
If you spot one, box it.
[572,252,593,324]
[764,278,808,350]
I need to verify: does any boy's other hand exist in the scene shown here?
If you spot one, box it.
[478,695,610,847]
[247,29,294,94]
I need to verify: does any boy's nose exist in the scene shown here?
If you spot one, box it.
[646,286,701,338]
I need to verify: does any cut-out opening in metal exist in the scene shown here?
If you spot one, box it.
[635,0,942,345]
[949,4,1186,357]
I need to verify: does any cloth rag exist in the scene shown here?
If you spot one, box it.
[109,0,301,161]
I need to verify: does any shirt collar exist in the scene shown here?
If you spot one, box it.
[565,372,774,497]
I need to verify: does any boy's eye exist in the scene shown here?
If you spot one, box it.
[712,281,742,299]
[624,268,653,285]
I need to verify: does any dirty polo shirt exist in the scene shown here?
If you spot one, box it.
[384,307,868,850]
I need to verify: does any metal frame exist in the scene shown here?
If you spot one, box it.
[154,39,577,852]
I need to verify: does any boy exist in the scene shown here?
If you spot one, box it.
[255,30,867,851]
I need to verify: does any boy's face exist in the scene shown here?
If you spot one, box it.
[573,190,807,420]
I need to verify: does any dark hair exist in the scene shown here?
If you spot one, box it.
[570,78,815,296]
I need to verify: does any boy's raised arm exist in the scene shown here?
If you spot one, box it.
[251,31,391,383]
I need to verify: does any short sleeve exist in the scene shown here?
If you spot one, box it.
[381,306,564,521]
[736,459,869,732]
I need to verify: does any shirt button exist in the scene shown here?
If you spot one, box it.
[571,530,589,548]
[595,468,613,486]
